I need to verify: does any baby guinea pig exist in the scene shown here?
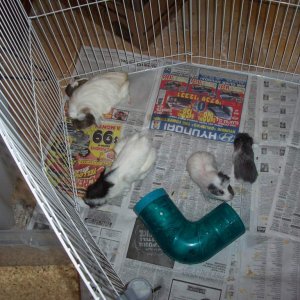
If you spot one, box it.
[186,151,234,201]
[233,133,258,183]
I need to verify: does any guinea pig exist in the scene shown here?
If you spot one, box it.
[67,72,129,129]
[84,132,156,207]
[186,151,234,201]
[233,133,258,183]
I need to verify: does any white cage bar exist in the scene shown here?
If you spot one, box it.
[1,0,300,299]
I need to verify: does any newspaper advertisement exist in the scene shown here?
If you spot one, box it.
[168,280,222,300]
[45,122,75,196]
[148,67,248,143]
[126,218,175,268]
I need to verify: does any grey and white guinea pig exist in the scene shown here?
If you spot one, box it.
[67,72,129,130]
[233,133,258,183]
[186,151,234,201]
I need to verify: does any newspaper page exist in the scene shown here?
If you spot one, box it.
[251,78,299,233]
[84,205,136,272]
[122,136,235,300]
[289,92,300,148]
[222,239,243,300]
[237,234,300,300]
[257,79,298,146]
[262,78,300,241]
[71,50,255,299]
[267,146,300,241]
[252,145,286,233]
[222,78,259,299]
[120,231,231,300]
[117,64,253,300]
[33,46,300,299]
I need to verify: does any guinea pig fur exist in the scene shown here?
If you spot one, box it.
[186,151,234,201]
[68,72,129,129]
[233,133,258,183]
[84,133,156,208]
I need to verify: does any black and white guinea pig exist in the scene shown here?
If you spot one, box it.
[84,132,156,208]
[233,133,258,183]
[186,151,234,201]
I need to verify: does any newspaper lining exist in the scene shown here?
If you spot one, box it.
[29,48,300,300]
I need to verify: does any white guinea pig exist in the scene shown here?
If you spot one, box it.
[186,151,234,201]
[67,72,129,129]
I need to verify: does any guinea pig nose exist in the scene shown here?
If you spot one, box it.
[228,185,234,196]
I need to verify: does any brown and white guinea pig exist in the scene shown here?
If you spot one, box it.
[186,151,234,201]
[66,72,129,129]
[233,133,258,183]
[84,132,157,208]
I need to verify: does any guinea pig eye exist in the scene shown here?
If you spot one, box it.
[208,184,224,196]
[228,185,234,196]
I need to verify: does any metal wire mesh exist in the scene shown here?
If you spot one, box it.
[28,0,190,82]
[1,0,300,299]
[24,0,300,84]
[0,1,124,299]
[191,0,300,83]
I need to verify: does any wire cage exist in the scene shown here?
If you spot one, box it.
[1,0,300,299]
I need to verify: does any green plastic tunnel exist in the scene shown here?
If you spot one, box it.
[134,188,245,264]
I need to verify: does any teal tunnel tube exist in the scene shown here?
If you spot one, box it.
[134,189,245,264]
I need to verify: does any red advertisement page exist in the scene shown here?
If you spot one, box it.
[150,68,247,143]
[45,116,121,198]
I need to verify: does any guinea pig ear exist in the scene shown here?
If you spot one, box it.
[208,184,224,196]
[65,84,75,97]
[65,81,80,97]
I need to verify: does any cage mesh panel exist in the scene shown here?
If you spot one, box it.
[28,0,189,81]
[191,0,300,83]
[0,1,124,299]
[2,0,300,299]
[26,0,300,84]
